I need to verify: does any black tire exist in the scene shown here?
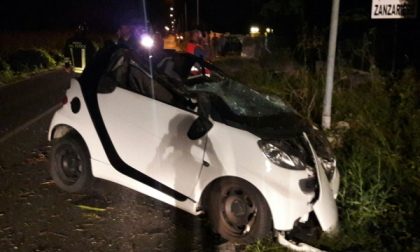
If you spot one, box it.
[50,134,93,193]
[206,178,273,244]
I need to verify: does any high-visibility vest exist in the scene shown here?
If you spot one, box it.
[68,41,87,73]
[186,42,198,55]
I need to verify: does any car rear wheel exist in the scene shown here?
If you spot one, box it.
[206,178,273,244]
[50,134,93,193]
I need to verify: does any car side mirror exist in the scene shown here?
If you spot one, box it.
[187,116,213,140]
[187,93,213,140]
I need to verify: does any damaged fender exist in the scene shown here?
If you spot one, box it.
[304,133,338,232]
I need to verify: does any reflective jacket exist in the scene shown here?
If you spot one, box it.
[64,34,96,73]
[186,42,205,59]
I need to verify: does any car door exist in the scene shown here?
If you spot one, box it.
[96,53,206,199]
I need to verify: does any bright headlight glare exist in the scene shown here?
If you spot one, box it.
[140,34,154,49]
[258,140,305,170]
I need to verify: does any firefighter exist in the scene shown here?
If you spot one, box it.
[63,23,97,74]
[186,29,207,59]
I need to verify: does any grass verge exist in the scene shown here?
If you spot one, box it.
[215,56,420,252]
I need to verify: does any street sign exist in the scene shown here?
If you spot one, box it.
[371,0,417,19]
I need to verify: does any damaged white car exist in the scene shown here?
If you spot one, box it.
[48,46,340,244]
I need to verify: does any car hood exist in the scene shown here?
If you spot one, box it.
[223,112,334,160]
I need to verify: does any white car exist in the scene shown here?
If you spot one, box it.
[48,47,340,244]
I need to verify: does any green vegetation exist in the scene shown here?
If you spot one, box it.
[0,48,60,86]
[215,53,420,251]
[0,31,108,86]
[0,57,14,83]
[8,48,56,72]
[0,32,66,85]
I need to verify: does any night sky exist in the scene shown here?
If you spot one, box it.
[1,0,157,32]
[0,0,380,33]
[1,0,266,33]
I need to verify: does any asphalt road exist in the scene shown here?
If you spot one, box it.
[0,71,239,252]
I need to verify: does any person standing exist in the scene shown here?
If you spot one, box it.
[63,23,97,74]
[116,21,140,50]
[116,18,153,55]
[186,29,207,59]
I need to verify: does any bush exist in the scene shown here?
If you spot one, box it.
[0,57,14,84]
[8,48,56,72]
[0,57,10,71]
[0,70,14,84]
[319,69,420,251]
[214,56,265,86]
[216,55,420,251]
[48,50,65,65]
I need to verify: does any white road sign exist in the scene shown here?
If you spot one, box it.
[371,0,417,19]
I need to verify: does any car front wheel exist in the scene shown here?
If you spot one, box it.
[206,178,273,244]
[50,134,93,193]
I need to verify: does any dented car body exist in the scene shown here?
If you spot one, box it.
[48,46,339,243]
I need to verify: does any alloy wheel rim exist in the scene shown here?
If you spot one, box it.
[221,187,258,235]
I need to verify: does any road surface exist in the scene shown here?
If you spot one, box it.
[0,71,240,252]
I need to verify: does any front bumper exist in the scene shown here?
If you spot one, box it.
[264,140,339,233]
[276,134,339,244]
[304,132,339,233]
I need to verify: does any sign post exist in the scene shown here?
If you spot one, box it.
[197,0,200,26]
[371,0,417,73]
[322,0,417,129]
[322,0,341,129]
[371,0,417,19]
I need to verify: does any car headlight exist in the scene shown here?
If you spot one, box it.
[321,158,336,181]
[258,139,306,170]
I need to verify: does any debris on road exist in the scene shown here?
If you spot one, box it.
[19,191,36,199]
[24,151,48,165]
[50,232,67,238]
[77,204,107,212]
[216,242,245,252]
[40,180,54,185]
[82,213,102,220]
[277,232,324,252]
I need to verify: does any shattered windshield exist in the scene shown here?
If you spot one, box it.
[186,79,295,117]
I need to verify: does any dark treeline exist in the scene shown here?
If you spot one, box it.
[2,0,420,71]
[1,0,167,33]
[258,0,420,72]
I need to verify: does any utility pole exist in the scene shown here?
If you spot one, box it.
[196,0,200,26]
[185,0,188,31]
[141,0,149,32]
[140,0,154,97]
[322,0,340,129]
